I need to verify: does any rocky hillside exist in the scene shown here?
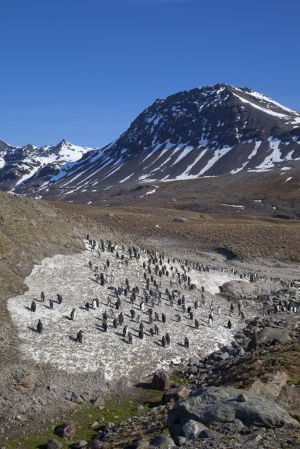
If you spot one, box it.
[12,83,300,201]
[0,139,96,192]
[1,84,300,203]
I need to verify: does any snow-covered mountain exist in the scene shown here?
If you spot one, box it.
[0,139,96,192]
[1,84,300,199]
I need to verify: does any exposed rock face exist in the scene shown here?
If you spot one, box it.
[168,386,299,438]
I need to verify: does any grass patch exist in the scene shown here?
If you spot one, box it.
[2,389,165,449]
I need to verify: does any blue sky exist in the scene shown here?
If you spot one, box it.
[1,0,299,147]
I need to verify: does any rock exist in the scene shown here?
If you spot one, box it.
[220,280,257,298]
[104,422,116,432]
[48,440,63,449]
[90,421,99,429]
[151,370,170,391]
[199,429,219,439]
[163,386,191,404]
[183,420,207,440]
[87,439,104,449]
[256,326,291,346]
[71,391,85,404]
[175,436,186,446]
[150,435,175,449]
[237,393,248,402]
[187,366,198,375]
[71,442,88,449]
[168,386,299,438]
[188,357,199,366]
[54,420,76,439]
[93,394,105,408]
[210,351,230,361]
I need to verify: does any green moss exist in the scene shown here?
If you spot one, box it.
[2,390,165,449]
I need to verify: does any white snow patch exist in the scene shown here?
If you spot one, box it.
[221,204,245,209]
[198,146,233,176]
[7,249,250,376]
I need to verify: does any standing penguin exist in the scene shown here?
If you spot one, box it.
[76,330,83,343]
[165,333,170,345]
[37,319,43,334]
[31,301,37,312]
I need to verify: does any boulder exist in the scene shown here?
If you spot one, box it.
[174,436,186,446]
[182,420,207,440]
[54,420,76,439]
[71,442,88,449]
[168,386,299,438]
[188,357,199,366]
[151,370,170,391]
[210,351,230,362]
[187,366,198,375]
[150,435,175,449]
[256,326,291,346]
[71,391,85,404]
[237,393,248,402]
[199,429,219,439]
[93,394,105,408]
[163,386,191,404]
[220,280,257,298]
[86,440,104,449]
[48,440,63,449]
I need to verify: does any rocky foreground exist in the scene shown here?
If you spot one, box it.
[3,306,299,449]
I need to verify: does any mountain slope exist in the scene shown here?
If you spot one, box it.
[2,83,300,199]
[0,139,96,192]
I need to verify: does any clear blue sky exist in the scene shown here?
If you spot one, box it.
[1,0,299,147]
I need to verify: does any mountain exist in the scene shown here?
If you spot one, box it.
[0,139,96,192]
[1,84,300,201]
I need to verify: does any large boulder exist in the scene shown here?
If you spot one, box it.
[151,370,170,391]
[256,326,291,346]
[168,386,299,438]
[220,280,257,298]
[54,420,76,439]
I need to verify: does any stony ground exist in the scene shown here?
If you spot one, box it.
[7,242,254,381]
[1,192,299,446]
